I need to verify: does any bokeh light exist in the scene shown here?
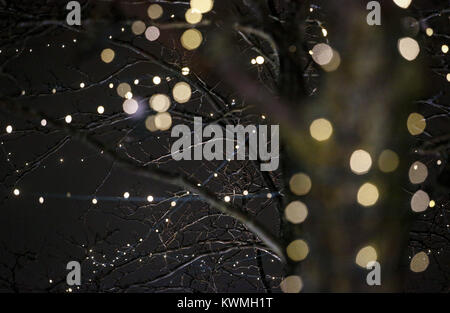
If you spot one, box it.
[355,246,377,267]
[289,173,312,196]
[150,94,171,112]
[410,251,429,272]
[190,0,214,13]
[408,161,428,184]
[185,8,202,24]
[286,239,309,262]
[285,201,308,224]
[378,150,399,173]
[145,115,158,132]
[117,83,131,98]
[100,48,115,63]
[155,112,173,131]
[393,0,412,9]
[148,4,163,19]
[131,21,146,35]
[123,99,138,115]
[172,82,192,103]
[357,183,379,207]
[350,150,372,175]
[311,43,333,66]
[145,26,160,42]
[407,113,426,135]
[411,190,429,212]
[181,29,203,50]
[153,76,162,85]
[398,37,420,61]
[321,49,341,72]
[310,118,333,141]
[280,276,303,293]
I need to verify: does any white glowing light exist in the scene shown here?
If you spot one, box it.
[153,76,162,85]
[122,99,139,115]
[256,56,265,64]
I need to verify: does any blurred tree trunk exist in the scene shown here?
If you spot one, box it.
[277,1,424,291]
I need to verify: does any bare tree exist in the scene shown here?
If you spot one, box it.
[0,0,448,292]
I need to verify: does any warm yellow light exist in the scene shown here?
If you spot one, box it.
[357,183,379,207]
[280,276,303,293]
[285,201,308,224]
[321,49,341,72]
[172,82,192,103]
[190,0,214,13]
[289,173,312,196]
[155,112,173,131]
[101,48,115,63]
[447,73,450,82]
[407,113,426,135]
[181,67,190,75]
[310,118,333,141]
[393,0,412,9]
[149,94,171,112]
[410,251,429,272]
[398,37,420,61]
[378,150,399,173]
[255,56,265,64]
[411,190,429,212]
[97,106,105,114]
[145,115,158,132]
[442,45,449,54]
[408,161,428,184]
[185,8,202,24]
[350,150,372,175]
[425,28,433,37]
[429,200,435,208]
[355,246,377,267]
[286,240,309,262]
[148,4,163,19]
[117,83,131,98]
[181,29,203,50]
[131,21,146,35]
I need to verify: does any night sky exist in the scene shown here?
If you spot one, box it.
[0,0,449,293]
